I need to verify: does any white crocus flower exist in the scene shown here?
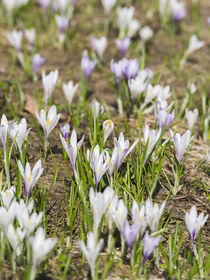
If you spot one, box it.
[9,118,31,157]
[7,224,25,256]
[128,70,152,100]
[0,201,17,233]
[25,28,36,50]
[132,200,147,238]
[139,26,153,42]
[42,70,59,109]
[114,132,139,171]
[87,145,109,189]
[186,35,205,55]
[0,186,16,210]
[60,130,85,173]
[30,227,57,279]
[112,199,127,232]
[170,129,193,164]
[143,124,161,164]
[185,206,208,244]
[18,160,43,197]
[185,108,198,131]
[89,187,111,235]
[127,19,140,38]
[101,0,116,15]
[36,105,61,142]
[16,203,43,237]
[117,6,135,37]
[91,36,107,58]
[103,120,114,144]
[187,82,197,94]
[146,199,166,232]
[80,232,103,279]
[180,35,205,66]
[6,30,24,65]
[62,81,79,105]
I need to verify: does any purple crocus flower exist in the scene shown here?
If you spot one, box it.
[173,4,186,23]
[110,59,124,89]
[81,54,96,80]
[60,130,85,174]
[170,129,193,164]
[123,58,139,80]
[115,37,131,57]
[60,123,70,140]
[185,206,208,245]
[32,53,45,74]
[121,220,137,254]
[55,15,70,35]
[143,231,161,266]
[39,0,50,11]
[157,109,175,130]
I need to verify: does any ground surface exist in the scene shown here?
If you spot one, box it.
[0,0,209,279]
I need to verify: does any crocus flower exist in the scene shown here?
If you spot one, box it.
[32,53,45,75]
[139,26,153,42]
[185,206,208,244]
[117,6,135,37]
[145,199,166,232]
[131,200,147,238]
[0,201,16,233]
[25,28,36,50]
[91,36,107,58]
[127,19,140,38]
[36,105,61,142]
[9,118,31,156]
[123,58,139,80]
[101,0,116,16]
[6,30,24,65]
[143,231,161,266]
[0,186,16,210]
[55,15,70,43]
[143,125,161,163]
[80,232,103,279]
[170,129,193,164]
[121,220,137,253]
[89,187,111,234]
[42,70,59,109]
[89,99,104,120]
[62,81,78,104]
[0,114,9,156]
[110,59,124,88]
[128,69,152,100]
[60,123,70,140]
[18,160,43,197]
[81,52,96,80]
[113,132,139,171]
[87,145,109,189]
[112,199,127,232]
[60,130,85,173]
[186,35,205,55]
[30,227,57,279]
[2,0,29,14]
[103,120,114,144]
[187,82,197,94]
[39,0,51,11]
[173,1,186,22]
[115,37,131,57]
[16,199,42,236]
[157,108,175,130]
[185,108,198,131]
[7,224,25,256]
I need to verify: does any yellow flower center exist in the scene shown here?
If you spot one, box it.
[28,172,32,182]
[5,191,8,197]
[47,118,51,127]
[107,120,111,126]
